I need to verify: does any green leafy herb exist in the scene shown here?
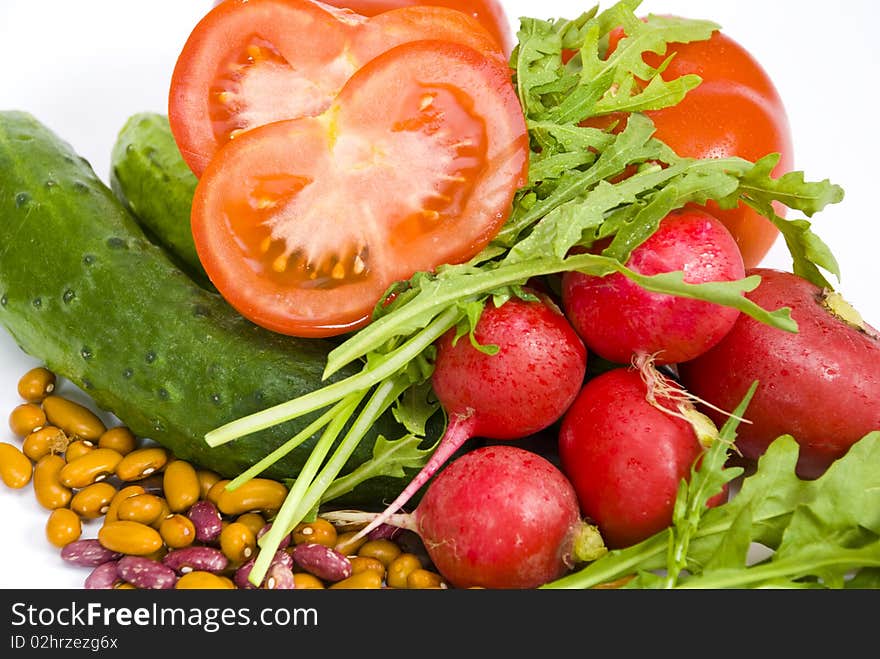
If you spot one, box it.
[544,430,880,589]
[203,0,846,588]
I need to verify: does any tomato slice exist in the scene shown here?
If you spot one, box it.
[191,40,529,338]
[321,0,514,54]
[170,0,503,177]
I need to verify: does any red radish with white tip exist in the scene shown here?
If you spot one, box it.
[353,293,588,540]
[558,365,725,549]
[326,444,607,589]
[561,207,746,366]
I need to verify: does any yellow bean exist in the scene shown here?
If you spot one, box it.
[407,568,446,590]
[334,530,369,556]
[32,454,71,509]
[17,366,56,403]
[116,493,167,526]
[349,556,386,580]
[233,512,266,537]
[162,460,200,513]
[214,478,288,517]
[41,395,106,441]
[219,522,257,564]
[357,539,402,568]
[104,485,145,524]
[292,573,326,589]
[196,469,222,500]
[0,442,33,489]
[175,571,236,589]
[59,448,123,488]
[64,439,96,462]
[97,426,138,456]
[329,571,383,589]
[159,514,196,549]
[45,508,82,548]
[22,426,68,461]
[115,446,169,481]
[386,552,423,589]
[8,402,46,437]
[98,521,164,556]
[70,481,118,519]
[293,517,337,547]
[149,498,171,530]
[205,479,230,506]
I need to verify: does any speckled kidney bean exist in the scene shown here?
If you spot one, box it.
[162,546,229,575]
[116,556,177,590]
[292,543,352,583]
[186,500,222,543]
[263,563,295,590]
[84,561,120,590]
[60,539,123,567]
[367,523,403,541]
[234,550,293,589]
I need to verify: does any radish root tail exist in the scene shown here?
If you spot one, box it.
[634,352,748,450]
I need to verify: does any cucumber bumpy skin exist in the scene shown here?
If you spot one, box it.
[109,112,209,288]
[0,111,423,506]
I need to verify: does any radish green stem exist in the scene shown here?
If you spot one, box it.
[205,307,461,448]
[225,400,349,491]
[352,412,478,541]
[248,392,363,587]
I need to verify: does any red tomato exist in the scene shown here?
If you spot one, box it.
[321,0,514,54]
[172,0,504,177]
[191,40,529,338]
[597,26,794,269]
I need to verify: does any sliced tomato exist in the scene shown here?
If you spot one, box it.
[321,0,514,54]
[170,0,503,177]
[191,40,529,338]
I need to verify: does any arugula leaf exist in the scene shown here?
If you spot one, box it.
[319,432,439,503]
[543,431,880,589]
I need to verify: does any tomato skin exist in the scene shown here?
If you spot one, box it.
[172,0,504,177]
[561,208,745,366]
[678,269,880,479]
[558,368,707,549]
[191,40,528,338]
[321,0,514,54]
[603,27,793,269]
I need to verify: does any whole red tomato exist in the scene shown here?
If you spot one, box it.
[599,25,794,269]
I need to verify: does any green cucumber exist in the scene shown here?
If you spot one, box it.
[109,112,210,288]
[0,111,423,506]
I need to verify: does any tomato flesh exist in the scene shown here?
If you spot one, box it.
[192,40,528,337]
[321,0,514,54]
[171,0,503,176]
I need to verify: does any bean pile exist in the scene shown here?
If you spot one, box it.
[3,366,447,590]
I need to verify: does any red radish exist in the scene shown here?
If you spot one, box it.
[327,445,607,589]
[678,268,880,479]
[558,366,723,549]
[353,293,587,539]
[561,207,746,366]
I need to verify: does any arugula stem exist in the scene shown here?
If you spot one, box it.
[282,376,411,536]
[248,392,364,587]
[224,401,347,491]
[205,307,460,447]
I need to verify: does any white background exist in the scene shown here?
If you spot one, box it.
[1,0,878,588]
